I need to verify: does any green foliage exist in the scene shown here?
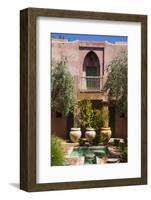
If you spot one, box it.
[93,109,103,131]
[120,139,127,151]
[114,139,120,147]
[104,50,127,114]
[79,100,94,128]
[119,142,125,151]
[119,139,128,162]
[51,57,75,115]
[120,146,128,162]
[51,135,65,166]
[101,108,109,127]
[79,100,109,130]
[100,134,109,144]
[78,138,85,146]
[92,134,101,145]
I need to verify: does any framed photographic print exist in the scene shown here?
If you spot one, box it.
[20,8,147,191]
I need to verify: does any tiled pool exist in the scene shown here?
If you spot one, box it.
[70,146,108,164]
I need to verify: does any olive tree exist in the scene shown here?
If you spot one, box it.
[104,50,127,114]
[51,57,75,115]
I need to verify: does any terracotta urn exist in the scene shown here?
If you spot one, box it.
[100,127,112,142]
[70,128,81,143]
[85,128,96,142]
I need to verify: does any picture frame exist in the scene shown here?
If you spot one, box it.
[20,7,147,192]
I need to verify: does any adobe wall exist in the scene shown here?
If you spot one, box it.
[51,112,67,139]
[51,39,127,91]
[114,112,127,139]
[52,39,79,76]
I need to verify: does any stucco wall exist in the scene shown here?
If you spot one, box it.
[52,39,127,92]
[114,112,127,139]
[51,112,67,139]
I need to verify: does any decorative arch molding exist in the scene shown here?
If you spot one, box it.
[83,51,100,76]
[82,51,101,91]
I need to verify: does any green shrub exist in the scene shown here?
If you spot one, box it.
[104,50,127,114]
[100,134,109,144]
[92,134,101,145]
[120,147,128,162]
[114,139,120,147]
[79,100,94,128]
[93,109,103,132]
[78,138,85,146]
[79,100,109,131]
[79,100,104,130]
[124,138,128,145]
[51,57,76,115]
[51,135,65,166]
[101,108,109,127]
[119,142,125,151]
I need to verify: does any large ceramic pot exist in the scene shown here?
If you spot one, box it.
[85,128,96,142]
[70,128,81,143]
[100,127,112,142]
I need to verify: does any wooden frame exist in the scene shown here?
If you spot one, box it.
[20,7,147,192]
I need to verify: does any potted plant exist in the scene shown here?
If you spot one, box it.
[79,100,96,142]
[100,106,112,143]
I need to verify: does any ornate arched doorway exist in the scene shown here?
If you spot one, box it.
[82,51,100,91]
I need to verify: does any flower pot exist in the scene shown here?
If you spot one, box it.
[100,127,112,143]
[70,128,81,143]
[85,128,96,142]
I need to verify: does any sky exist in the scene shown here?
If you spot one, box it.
[51,33,128,44]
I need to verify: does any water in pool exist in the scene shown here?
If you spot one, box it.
[70,146,108,164]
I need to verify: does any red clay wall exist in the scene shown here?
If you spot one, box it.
[51,112,67,139]
[114,111,127,139]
